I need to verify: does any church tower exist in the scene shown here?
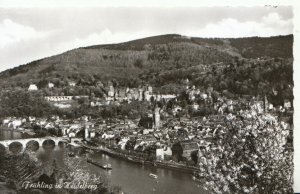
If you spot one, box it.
[153,107,160,128]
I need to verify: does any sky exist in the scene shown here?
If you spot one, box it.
[0,1,294,72]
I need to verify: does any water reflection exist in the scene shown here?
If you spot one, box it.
[0,129,22,140]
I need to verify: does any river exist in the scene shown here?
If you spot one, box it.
[0,129,208,194]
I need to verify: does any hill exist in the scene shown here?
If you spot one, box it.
[0,34,293,91]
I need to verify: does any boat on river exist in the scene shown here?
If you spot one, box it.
[149,173,158,179]
[87,158,112,170]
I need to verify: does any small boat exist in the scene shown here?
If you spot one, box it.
[149,173,158,179]
[102,164,112,169]
[87,158,112,170]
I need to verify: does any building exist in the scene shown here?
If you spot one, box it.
[45,96,73,102]
[28,84,38,91]
[172,141,198,161]
[156,146,172,160]
[108,85,115,97]
[284,99,292,109]
[251,101,264,114]
[48,82,54,88]
[68,81,76,87]
[138,88,144,101]
[153,107,160,128]
[192,103,199,110]
[148,86,153,94]
[144,90,151,101]
[138,114,154,129]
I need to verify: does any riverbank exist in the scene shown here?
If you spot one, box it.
[81,143,200,174]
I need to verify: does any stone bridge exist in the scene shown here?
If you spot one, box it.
[0,137,82,153]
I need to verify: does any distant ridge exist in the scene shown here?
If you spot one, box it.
[0,34,293,89]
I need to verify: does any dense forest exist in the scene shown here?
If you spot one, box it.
[0,34,293,118]
[0,34,293,86]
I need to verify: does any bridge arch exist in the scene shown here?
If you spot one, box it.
[0,137,78,153]
[26,140,40,152]
[58,140,68,148]
[9,141,23,154]
[42,139,55,150]
[0,143,6,155]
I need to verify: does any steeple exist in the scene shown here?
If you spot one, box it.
[153,104,160,129]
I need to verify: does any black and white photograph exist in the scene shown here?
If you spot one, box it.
[0,1,297,194]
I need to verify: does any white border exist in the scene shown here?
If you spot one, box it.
[0,0,298,192]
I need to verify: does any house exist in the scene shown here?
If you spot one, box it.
[143,128,154,135]
[28,84,38,91]
[44,96,73,102]
[172,141,198,161]
[181,141,198,160]
[160,94,176,101]
[138,114,154,129]
[68,81,76,87]
[108,85,115,97]
[118,89,127,100]
[90,101,105,107]
[45,122,55,129]
[68,132,76,138]
[172,105,182,116]
[144,90,151,101]
[228,104,234,112]
[284,99,292,109]
[199,93,208,100]
[118,138,129,150]
[48,82,54,88]
[8,119,23,129]
[251,101,264,114]
[192,103,199,110]
[132,89,140,100]
[156,146,172,161]
[102,132,115,140]
[143,137,157,145]
[28,116,36,122]
[147,85,153,94]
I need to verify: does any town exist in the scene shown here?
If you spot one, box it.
[0,33,294,194]
[1,70,293,172]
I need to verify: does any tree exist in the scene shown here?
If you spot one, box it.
[125,140,136,151]
[134,58,144,68]
[199,111,293,194]
[191,150,198,165]
[0,90,54,118]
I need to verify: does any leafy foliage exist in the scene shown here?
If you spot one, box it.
[199,112,293,194]
[0,90,55,117]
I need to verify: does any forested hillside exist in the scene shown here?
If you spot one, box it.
[0,34,293,101]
